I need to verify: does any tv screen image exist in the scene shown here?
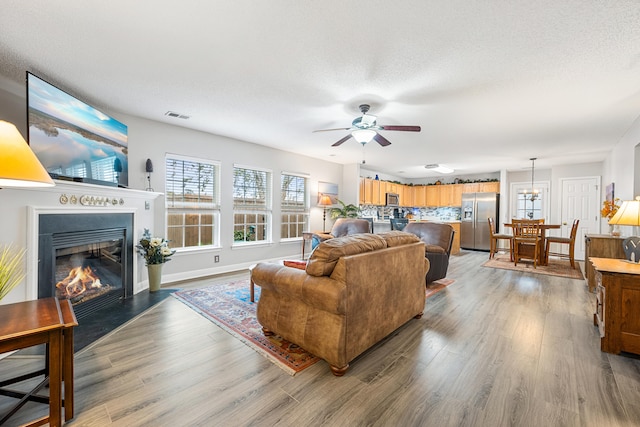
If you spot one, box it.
[27,72,128,187]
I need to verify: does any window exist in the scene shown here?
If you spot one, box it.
[233,166,271,244]
[281,173,309,239]
[165,155,219,249]
[510,182,549,221]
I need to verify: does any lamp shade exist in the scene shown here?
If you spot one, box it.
[0,121,54,187]
[318,194,333,206]
[608,197,640,226]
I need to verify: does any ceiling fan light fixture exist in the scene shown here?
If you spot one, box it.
[352,129,377,144]
[425,164,454,174]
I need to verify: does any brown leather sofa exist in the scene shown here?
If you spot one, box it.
[251,231,429,376]
[403,222,455,284]
[311,217,371,248]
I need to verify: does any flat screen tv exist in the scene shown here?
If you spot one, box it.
[26,72,128,187]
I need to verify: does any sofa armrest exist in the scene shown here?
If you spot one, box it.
[251,262,346,315]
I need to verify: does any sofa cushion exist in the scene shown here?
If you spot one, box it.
[306,233,387,277]
[377,230,421,247]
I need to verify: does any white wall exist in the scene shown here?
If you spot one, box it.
[0,78,345,302]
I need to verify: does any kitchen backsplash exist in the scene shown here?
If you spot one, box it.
[360,205,461,221]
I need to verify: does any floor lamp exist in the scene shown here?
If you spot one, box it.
[608,196,640,262]
[318,194,333,233]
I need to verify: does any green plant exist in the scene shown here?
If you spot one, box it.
[136,229,176,265]
[330,199,361,219]
[0,244,26,300]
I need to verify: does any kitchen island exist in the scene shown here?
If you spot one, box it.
[371,219,461,255]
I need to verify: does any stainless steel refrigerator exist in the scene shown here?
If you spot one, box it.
[460,192,500,250]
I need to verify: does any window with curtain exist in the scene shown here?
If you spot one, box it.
[280,173,309,239]
[233,165,271,244]
[165,155,219,249]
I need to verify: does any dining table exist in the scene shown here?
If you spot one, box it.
[504,222,561,266]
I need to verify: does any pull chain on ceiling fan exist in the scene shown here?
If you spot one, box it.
[313,104,421,147]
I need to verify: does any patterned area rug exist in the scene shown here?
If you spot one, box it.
[426,278,455,298]
[482,253,584,280]
[173,278,454,375]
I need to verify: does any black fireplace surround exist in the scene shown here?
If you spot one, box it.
[38,213,134,319]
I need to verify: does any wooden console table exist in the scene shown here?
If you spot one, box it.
[591,258,640,355]
[0,298,77,427]
[585,234,625,292]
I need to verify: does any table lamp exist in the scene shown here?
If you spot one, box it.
[318,194,333,232]
[608,196,640,262]
[0,120,55,188]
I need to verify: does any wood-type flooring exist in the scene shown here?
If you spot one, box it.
[2,251,640,426]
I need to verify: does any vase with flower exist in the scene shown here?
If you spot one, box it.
[601,198,621,235]
[136,229,175,292]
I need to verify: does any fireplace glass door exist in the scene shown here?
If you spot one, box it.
[55,236,124,305]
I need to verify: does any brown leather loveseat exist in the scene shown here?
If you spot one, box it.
[251,231,429,376]
[404,222,455,284]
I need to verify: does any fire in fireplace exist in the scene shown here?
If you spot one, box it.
[38,213,134,319]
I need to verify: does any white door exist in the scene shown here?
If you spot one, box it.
[559,177,600,260]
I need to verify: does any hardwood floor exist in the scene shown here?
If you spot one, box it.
[3,251,640,426]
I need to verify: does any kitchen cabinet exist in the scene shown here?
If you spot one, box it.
[462,182,499,193]
[585,234,625,292]
[400,185,414,207]
[414,186,426,207]
[591,258,640,356]
[479,182,500,193]
[425,185,441,206]
[440,184,463,207]
[450,222,461,255]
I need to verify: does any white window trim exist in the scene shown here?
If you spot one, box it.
[165,153,221,250]
[233,165,273,246]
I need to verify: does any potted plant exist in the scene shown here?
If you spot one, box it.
[136,229,175,291]
[0,244,26,300]
[330,199,361,219]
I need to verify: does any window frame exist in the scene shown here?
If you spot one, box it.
[232,164,272,247]
[280,172,310,241]
[165,153,221,251]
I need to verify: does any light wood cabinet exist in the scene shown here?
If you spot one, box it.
[414,186,426,207]
[479,182,500,193]
[440,184,463,207]
[585,234,626,292]
[450,222,461,255]
[358,179,496,207]
[400,186,414,207]
[425,185,441,207]
[592,258,640,356]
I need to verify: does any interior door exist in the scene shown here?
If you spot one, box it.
[560,177,600,260]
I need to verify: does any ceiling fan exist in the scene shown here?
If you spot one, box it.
[313,104,421,147]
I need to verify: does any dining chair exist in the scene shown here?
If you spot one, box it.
[488,217,513,260]
[512,220,542,268]
[545,219,579,268]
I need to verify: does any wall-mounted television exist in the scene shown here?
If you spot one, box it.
[26,72,128,187]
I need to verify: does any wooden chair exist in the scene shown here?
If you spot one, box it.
[488,217,513,260]
[545,219,579,268]
[512,220,542,268]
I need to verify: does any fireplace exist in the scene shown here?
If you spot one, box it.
[38,213,134,319]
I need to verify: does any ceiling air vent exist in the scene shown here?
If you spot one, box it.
[165,111,190,119]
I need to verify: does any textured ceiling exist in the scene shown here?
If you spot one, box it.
[1,1,640,178]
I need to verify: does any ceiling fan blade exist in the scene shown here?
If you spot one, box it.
[379,125,421,132]
[313,127,351,133]
[373,133,392,146]
[332,134,352,147]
